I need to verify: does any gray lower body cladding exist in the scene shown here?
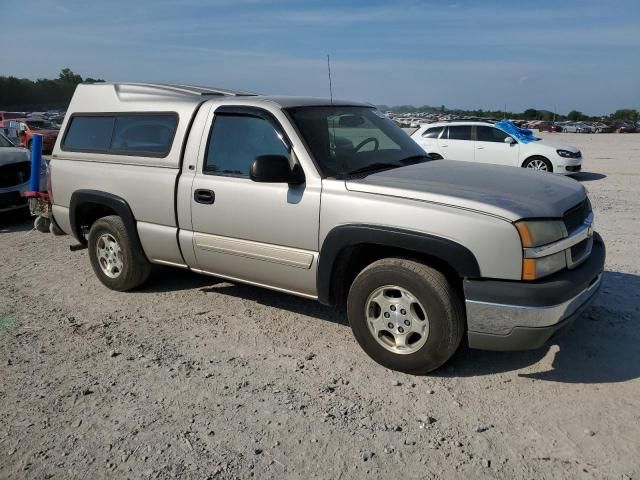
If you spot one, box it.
[464,234,605,351]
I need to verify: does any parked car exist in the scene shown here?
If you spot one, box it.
[0,111,24,123]
[591,122,613,133]
[612,122,637,133]
[14,118,59,153]
[562,122,592,133]
[536,121,562,132]
[0,133,46,213]
[411,121,582,174]
[39,82,604,374]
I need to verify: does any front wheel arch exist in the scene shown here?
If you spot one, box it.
[522,156,553,173]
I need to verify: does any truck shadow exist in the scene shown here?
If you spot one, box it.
[143,267,346,325]
[144,267,639,383]
[441,271,640,384]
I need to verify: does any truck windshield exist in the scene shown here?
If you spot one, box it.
[286,106,429,178]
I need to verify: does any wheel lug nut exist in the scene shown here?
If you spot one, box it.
[400,309,406,315]
[387,323,394,329]
[398,326,404,333]
[384,312,390,318]
[404,320,410,326]
[390,305,396,311]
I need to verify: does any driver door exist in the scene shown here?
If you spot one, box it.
[189,106,321,297]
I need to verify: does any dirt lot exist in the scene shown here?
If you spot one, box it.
[1,132,639,479]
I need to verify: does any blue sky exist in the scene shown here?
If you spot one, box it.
[1,0,638,114]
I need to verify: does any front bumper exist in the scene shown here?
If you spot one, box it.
[555,157,582,174]
[464,233,605,351]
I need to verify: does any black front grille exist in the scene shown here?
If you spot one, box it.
[571,237,591,262]
[563,198,591,233]
[0,161,31,188]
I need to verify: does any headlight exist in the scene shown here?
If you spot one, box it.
[522,251,566,281]
[515,220,567,280]
[515,220,565,247]
[557,149,579,158]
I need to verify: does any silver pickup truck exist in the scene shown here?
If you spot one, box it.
[45,83,605,373]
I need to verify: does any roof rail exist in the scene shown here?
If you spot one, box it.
[92,82,258,97]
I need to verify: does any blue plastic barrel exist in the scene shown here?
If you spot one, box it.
[29,134,43,192]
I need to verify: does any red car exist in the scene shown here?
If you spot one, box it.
[537,121,562,132]
[15,118,59,153]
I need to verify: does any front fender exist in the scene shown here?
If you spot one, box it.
[316,224,481,305]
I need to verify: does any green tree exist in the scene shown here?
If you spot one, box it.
[58,68,83,85]
[611,109,639,122]
[567,110,585,121]
[0,68,103,109]
[523,108,539,120]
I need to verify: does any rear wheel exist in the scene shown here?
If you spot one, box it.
[347,258,464,374]
[88,215,150,291]
[523,156,553,173]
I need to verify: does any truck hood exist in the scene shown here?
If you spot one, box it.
[346,160,586,221]
[0,147,30,166]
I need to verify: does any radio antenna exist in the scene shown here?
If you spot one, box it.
[327,54,333,104]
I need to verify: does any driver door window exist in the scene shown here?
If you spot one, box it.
[204,114,290,177]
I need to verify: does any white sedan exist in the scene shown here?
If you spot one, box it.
[411,121,582,174]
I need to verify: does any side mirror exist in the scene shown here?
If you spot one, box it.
[250,155,305,185]
[504,136,516,144]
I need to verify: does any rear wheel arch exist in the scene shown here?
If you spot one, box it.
[69,190,144,255]
[317,225,480,307]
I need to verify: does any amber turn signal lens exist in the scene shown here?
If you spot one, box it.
[522,258,537,281]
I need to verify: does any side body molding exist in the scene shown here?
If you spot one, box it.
[69,190,143,252]
[317,224,481,305]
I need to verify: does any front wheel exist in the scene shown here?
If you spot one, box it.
[347,258,465,374]
[523,156,553,173]
[88,215,150,291]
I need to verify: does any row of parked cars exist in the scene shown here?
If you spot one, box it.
[526,119,638,133]
[0,111,62,153]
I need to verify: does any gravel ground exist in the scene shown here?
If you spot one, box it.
[1,132,639,479]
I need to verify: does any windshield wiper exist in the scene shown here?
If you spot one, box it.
[343,162,401,178]
[398,154,431,165]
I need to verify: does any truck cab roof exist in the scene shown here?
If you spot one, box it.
[71,82,371,110]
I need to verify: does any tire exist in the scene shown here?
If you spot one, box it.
[428,153,443,160]
[87,215,150,291]
[523,156,553,173]
[34,216,51,233]
[347,258,464,374]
